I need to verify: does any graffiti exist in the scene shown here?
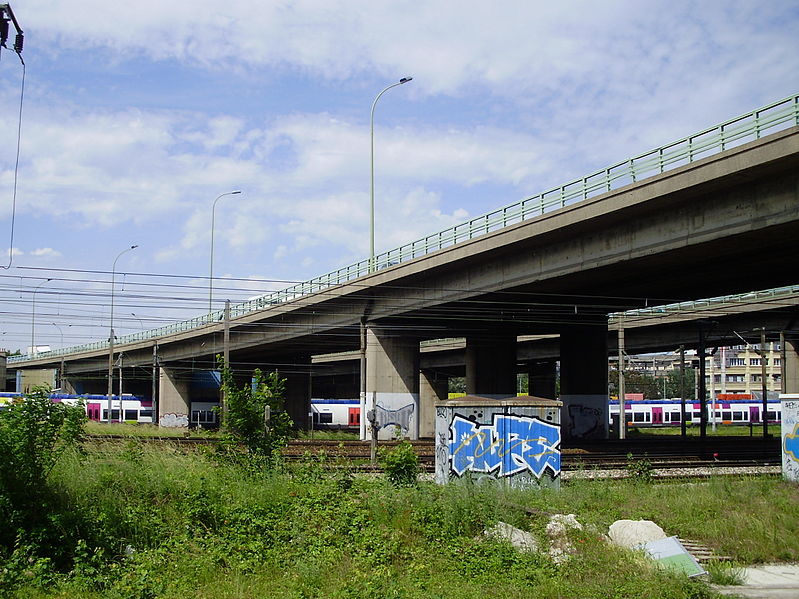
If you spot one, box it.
[159,412,188,428]
[785,424,799,462]
[375,403,414,433]
[567,404,602,438]
[449,414,560,479]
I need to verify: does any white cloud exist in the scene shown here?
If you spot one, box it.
[30,247,62,257]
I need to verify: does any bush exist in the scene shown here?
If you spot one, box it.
[216,357,294,461]
[379,440,420,487]
[0,387,86,576]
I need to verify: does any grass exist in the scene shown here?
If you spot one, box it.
[84,421,221,438]
[625,424,776,437]
[86,422,361,441]
[4,441,798,598]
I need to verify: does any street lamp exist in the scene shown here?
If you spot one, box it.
[209,190,242,312]
[107,245,138,423]
[31,278,52,357]
[370,77,412,272]
[52,322,65,390]
[131,312,145,331]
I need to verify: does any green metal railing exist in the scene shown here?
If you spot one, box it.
[10,93,799,365]
[610,284,799,322]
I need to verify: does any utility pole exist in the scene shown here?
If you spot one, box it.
[698,325,707,439]
[760,328,768,438]
[679,345,686,438]
[152,343,159,426]
[617,316,626,439]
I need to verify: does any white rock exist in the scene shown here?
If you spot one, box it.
[608,519,667,549]
[547,513,583,563]
[483,521,539,553]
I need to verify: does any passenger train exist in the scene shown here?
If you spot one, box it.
[2,393,782,430]
[310,397,783,431]
[0,391,153,423]
[609,397,782,427]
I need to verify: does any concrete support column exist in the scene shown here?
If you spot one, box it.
[420,369,448,438]
[559,324,609,440]
[528,359,557,399]
[280,358,312,431]
[158,366,190,428]
[365,325,420,440]
[785,337,799,394]
[62,376,77,394]
[465,333,517,397]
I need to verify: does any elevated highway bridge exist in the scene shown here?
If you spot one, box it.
[6,94,799,439]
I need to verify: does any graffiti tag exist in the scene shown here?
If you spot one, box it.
[449,414,560,478]
[785,423,799,462]
[375,403,415,433]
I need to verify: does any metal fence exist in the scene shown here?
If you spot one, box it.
[10,94,799,364]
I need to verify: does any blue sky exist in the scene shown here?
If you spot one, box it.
[1,0,798,352]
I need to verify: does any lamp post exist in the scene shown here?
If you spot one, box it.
[52,322,65,390]
[370,77,412,272]
[131,312,145,331]
[209,190,242,313]
[107,245,138,423]
[31,278,52,357]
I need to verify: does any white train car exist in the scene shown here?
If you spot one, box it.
[0,391,153,423]
[609,397,782,427]
[311,398,360,429]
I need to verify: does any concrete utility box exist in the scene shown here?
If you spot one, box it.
[780,394,799,482]
[435,396,562,489]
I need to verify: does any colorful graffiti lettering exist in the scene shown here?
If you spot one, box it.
[449,414,560,478]
[785,424,799,462]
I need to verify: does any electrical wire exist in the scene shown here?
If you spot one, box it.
[1,60,24,269]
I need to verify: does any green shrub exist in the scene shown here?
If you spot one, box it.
[216,357,294,461]
[0,386,86,557]
[379,440,420,487]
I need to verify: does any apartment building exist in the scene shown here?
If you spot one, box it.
[706,343,782,399]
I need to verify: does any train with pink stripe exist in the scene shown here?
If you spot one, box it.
[0,391,153,423]
[610,396,782,427]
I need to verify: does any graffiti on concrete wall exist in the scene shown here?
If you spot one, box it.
[782,400,799,482]
[567,404,602,438]
[375,403,415,434]
[159,412,188,428]
[449,413,560,479]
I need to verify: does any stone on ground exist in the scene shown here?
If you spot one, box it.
[608,519,667,549]
[483,521,538,553]
[547,513,583,564]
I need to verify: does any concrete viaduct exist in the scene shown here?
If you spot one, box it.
[6,117,799,440]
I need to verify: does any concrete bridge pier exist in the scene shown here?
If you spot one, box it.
[528,359,558,399]
[785,336,799,394]
[364,325,420,440]
[158,366,190,428]
[420,369,448,438]
[279,359,312,430]
[559,324,609,440]
[465,332,517,397]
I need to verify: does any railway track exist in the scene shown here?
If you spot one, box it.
[86,434,781,474]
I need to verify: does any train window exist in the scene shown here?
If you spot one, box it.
[103,409,120,421]
[732,411,744,421]
[319,413,333,424]
[722,411,731,421]
[633,412,645,422]
[124,410,139,421]
[670,412,681,422]
[766,411,777,421]
[140,409,153,418]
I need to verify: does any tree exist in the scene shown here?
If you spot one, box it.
[217,356,294,458]
[665,368,696,399]
[609,369,661,399]
[0,385,85,556]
